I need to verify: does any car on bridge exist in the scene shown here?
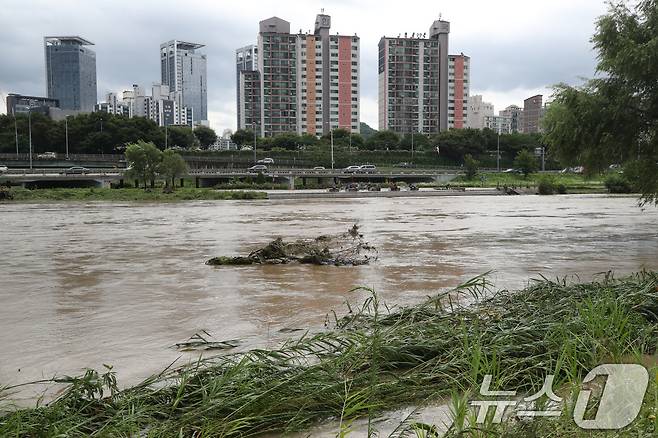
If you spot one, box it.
[0,165,8,174]
[257,157,274,164]
[357,165,377,174]
[343,165,360,174]
[312,166,326,171]
[37,152,57,160]
[248,164,268,173]
[63,166,91,175]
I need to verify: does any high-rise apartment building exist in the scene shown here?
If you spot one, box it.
[466,94,494,129]
[484,115,511,133]
[238,14,359,137]
[236,45,258,130]
[448,54,469,129]
[44,36,97,112]
[160,40,207,123]
[499,105,523,133]
[522,95,543,133]
[95,84,193,127]
[94,92,132,117]
[378,19,450,135]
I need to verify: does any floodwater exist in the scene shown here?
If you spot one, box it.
[1,194,657,405]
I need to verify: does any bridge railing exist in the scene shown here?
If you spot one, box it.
[0,153,125,162]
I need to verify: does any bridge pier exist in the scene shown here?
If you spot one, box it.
[195,177,200,188]
[287,176,295,190]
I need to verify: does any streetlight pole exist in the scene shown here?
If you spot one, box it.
[330,129,335,170]
[99,116,104,156]
[13,110,19,156]
[496,126,501,172]
[28,107,33,169]
[165,123,168,149]
[252,121,257,163]
[65,116,70,159]
[411,130,414,163]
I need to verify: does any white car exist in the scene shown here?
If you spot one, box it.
[0,165,8,174]
[257,157,274,164]
[37,152,57,160]
[343,165,360,174]
[357,165,377,174]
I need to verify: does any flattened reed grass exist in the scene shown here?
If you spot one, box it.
[1,272,657,436]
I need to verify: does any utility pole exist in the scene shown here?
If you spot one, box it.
[28,107,33,169]
[330,129,335,170]
[165,123,168,149]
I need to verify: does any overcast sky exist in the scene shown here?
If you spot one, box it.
[0,0,610,132]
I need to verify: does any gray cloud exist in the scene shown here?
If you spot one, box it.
[0,0,608,128]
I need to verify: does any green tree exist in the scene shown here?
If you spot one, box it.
[231,129,254,146]
[464,154,479,180]
[271,132,301,150]
[400,133,430,151]
[365,130,400,150]
[159,149,188,189]
[166,126,198,149]
[125,141,163,190]
[542,0,658,204]
[514,149,538,177]
[430,128,487,162]
[193,126,217,149]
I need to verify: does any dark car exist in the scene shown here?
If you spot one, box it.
[63,166,90,175]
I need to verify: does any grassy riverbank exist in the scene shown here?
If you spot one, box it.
[1,272,657,436]
[1,187,268,202]
[438,172,607,193]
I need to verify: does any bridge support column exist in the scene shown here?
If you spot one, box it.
[302,177,306,187]
[195,177,200,188]
[119,179,124,188]
[288,176,295,190]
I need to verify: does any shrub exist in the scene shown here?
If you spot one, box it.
[604,174,633,193]
[537,177,557,195]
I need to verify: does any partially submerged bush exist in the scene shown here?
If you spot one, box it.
[537,177,557,195]
[605,173,634,193]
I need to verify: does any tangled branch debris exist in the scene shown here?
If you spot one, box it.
[206,225,378,266]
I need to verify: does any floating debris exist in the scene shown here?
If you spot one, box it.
[206,225,378,266]
[174,330,241,352]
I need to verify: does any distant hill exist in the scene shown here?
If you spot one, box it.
[359,122,377,140]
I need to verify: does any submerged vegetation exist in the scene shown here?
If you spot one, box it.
[1,187,267,202]
[1,272,658,436]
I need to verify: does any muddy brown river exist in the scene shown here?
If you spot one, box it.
[1,194,657,404]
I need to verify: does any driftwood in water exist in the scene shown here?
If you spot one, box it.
[206,225,378,266]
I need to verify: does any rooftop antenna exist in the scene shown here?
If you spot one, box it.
[321,8,324,13]
[439,12,442,20]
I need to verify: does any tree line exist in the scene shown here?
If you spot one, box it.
[0,112,217,155]
[231,127,543,163]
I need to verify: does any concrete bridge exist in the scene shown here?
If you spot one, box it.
[1,168,460,190]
